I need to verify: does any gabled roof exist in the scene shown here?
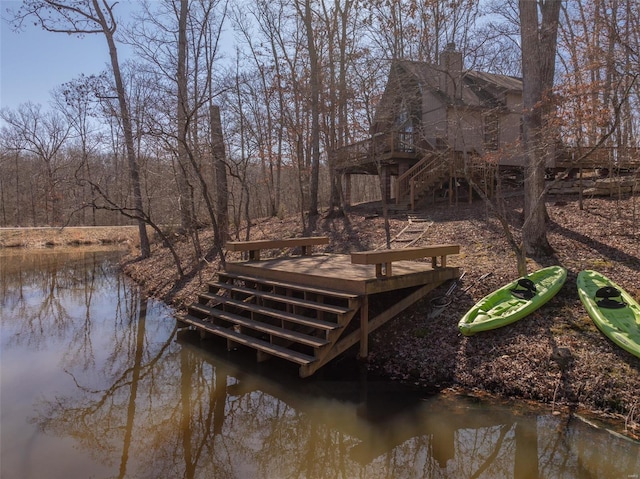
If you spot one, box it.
[392,59,522,109]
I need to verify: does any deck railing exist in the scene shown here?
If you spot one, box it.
[556,146,640,169]
[337,134,640,172]
[395,155,448,207]
[335,131,421,170]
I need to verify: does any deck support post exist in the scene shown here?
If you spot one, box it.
[359,295,369,358]
[344,173,352,207]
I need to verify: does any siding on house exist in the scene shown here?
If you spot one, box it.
[372,51,525,166]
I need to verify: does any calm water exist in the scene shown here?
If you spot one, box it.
[1,248,638,479]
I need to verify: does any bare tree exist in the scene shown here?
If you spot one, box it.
[295,0,322,223]
[0,103,73,225]
[128,0,228,264]
[176,0,196,233]
[13,0,151,256]
[231,1,285,218]
[53,74,105,225]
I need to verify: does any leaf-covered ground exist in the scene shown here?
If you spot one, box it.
[121,194,640,439]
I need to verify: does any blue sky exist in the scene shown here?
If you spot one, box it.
[0,0,134,111]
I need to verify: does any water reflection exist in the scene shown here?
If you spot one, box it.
[1,249,638,479]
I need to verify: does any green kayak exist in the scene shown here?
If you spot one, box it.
[577,270,640,359]
[458,266,567,336]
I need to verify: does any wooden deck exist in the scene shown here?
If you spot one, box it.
[180,238,460,377]
[225,253,458,295]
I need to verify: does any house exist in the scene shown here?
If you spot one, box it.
[336,44,526,208]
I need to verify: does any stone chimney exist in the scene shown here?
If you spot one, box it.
[439,42,463,99]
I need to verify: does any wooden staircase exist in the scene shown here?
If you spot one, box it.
[180,271,361,377]
[396,152,451,209]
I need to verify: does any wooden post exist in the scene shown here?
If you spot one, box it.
[410,180,415,211]
[359,295,369,358]
[344,173,352,207]
[449,163,454,206]
[383,166,392,203]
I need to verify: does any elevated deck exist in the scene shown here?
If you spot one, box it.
[180,238,460,377]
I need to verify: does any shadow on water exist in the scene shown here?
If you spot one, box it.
[176,330,640,479]
[1,248,639,479]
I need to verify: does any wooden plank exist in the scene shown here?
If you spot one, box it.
[217,272,359,300]
[208,281,353,315]
[225,236,329,257]
[351,244,459,277]
[196,292,342,331]
[226,236,329,250]
[225,255,460,295]
[188,304,329,348]
[350,244,460,264]
[359,296,369,358]
[181,314,317,365]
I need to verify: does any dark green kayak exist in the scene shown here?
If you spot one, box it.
[577,270,640,359]
[458,266,567,336]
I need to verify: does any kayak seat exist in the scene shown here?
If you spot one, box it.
[597,298,626,309]
[595,286,620,298]
[595,286,626,309]
[511,278,537,300]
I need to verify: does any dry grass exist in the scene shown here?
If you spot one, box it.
[0,226,140,248]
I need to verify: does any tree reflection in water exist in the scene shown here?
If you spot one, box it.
[1,248,638,479]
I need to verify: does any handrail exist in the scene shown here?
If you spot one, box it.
[351,244,460,277]
[556,146,640,168]
[335,131,422,170]
[226,236,329,261]
[396,157,438,204]
[396,152,450,206]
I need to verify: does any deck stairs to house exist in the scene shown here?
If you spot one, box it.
[180,271,361,377]
[396,153,451,209]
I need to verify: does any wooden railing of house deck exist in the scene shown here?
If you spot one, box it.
[556,146,640,170]
[335,131,421,171]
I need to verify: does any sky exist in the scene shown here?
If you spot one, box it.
[0,0,135,112]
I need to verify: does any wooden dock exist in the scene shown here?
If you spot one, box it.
[179,237,460,377]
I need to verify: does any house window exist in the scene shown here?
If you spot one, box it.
[396,101,414,152]
[484,113,499,151]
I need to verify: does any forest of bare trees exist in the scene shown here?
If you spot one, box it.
[1,0,639,262]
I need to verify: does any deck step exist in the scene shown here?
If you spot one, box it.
[181,314,317,365]
[208,282,353,315]
[197,292,342,331]
[218,272,359,300]
[188,302,331,348]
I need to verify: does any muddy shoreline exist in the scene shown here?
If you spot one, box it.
[3,196,639,440]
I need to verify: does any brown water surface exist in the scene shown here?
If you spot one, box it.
[1,248,638,478]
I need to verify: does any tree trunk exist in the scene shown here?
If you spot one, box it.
[95,2,150,258]
[301,0,321,217]
[176,0,195,233]
[210,105,229,242]
[519,0,561,257]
